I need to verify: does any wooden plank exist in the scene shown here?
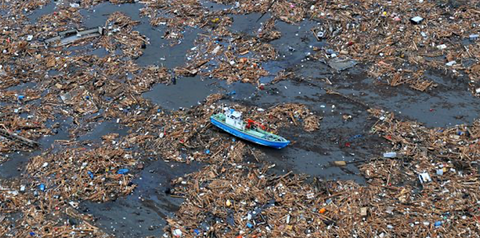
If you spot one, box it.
[0,129,39,147]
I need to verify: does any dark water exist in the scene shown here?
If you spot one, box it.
[80,159,203,237]
[332,70,480,128]
[77,120,129,142]
[0,115,71,178]
[0,151,40,179]
[143,76,222,110]
[201,0,233,11]
[0,132,68,179]
[27,0,56,22]
[80,2,201,68]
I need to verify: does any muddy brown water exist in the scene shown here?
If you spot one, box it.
[1,1,480,237]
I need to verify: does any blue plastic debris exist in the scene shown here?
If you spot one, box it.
[18,95,25,100]
[349,134,363,141]
[39,184,45,191]
[87,171,94,179]
[326,49,336,55]
[204,149,210,154]
[193,229,200,235]
[246,222,254,228]
[117,168,129,174]
[30,232,35,236]
[434,221,442,227]
[85,96,90,100]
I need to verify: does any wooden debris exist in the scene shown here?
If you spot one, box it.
[0,129,39,147]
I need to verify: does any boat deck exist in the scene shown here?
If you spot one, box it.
[211,113,288,142]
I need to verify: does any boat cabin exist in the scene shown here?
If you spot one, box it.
[224,108,245,130]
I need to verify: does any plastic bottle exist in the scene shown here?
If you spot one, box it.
[383,152,397,158]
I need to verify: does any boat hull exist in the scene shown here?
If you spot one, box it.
[210,116,290,149]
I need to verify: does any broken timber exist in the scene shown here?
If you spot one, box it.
[0,129,39,147]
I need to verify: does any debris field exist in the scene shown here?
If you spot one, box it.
[1,0,480,237]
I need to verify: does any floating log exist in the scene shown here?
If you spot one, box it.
[0,129,39,147]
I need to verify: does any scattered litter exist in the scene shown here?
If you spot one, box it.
[446,61,456,67]
[172,228,182,237]
[360,207,368,217]
[410,16,424,24]
[437,44,447,50]
[436,169,444,176]
[117,168,129,174]
[1,1,479,237]
[383,152,397,158]
[418,172,432,184]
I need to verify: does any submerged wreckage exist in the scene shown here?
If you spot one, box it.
[44,27,104,47]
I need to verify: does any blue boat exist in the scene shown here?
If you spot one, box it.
[210,109,290,149]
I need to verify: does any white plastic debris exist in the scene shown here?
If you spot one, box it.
[69,201,79,208]
[446,61,456,66]
[410,16,424,24]
[212,45,221,54]
[436,169,444,176]
[418,172,432,184]
[316,31,325,38]
[173,229,182,237]
[383,152,397,158]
